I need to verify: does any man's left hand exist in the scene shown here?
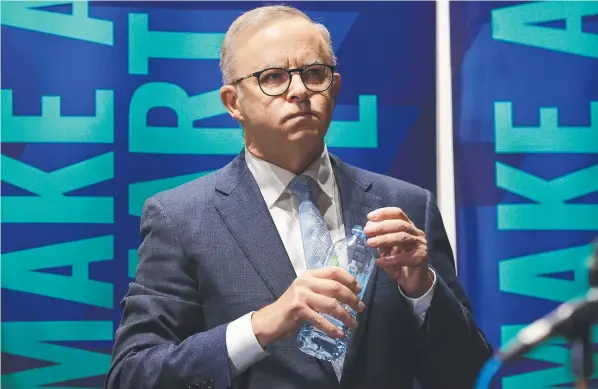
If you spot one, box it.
[364,207,433,298]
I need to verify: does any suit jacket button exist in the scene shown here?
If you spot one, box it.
[434,335,444,351]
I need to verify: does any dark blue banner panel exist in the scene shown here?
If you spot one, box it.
[451,1,598,388]
[1,1,437,388]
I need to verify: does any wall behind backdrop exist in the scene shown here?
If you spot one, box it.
[0,1,437,388]
[450,1,598,388]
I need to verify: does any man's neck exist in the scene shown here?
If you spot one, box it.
[246,143,324,175]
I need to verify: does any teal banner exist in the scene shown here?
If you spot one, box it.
[1,1,437,387]
[450,1,598,388]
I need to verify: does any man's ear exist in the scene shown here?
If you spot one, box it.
[331,72,341,105]
[220,85,244,121]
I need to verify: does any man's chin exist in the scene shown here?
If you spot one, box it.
[285,128,324,143]
[283,123,322,135]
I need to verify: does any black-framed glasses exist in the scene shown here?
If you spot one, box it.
[230,63,336,96]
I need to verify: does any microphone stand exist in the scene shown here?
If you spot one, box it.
[566,308,593,389]
[571,338,591,389]
[477,240,598,389]
[571,241,598,389]
[556,288,597,389]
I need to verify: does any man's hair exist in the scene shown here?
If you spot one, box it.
[219,5,336,85]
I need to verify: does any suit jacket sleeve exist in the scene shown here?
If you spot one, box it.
[105,196,232,389]
[413,190,493,389]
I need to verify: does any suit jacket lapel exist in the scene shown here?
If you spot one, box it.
[214,152,383,383]
[330,155,384,379]
[214,153,297,300]
[214,153,340,385]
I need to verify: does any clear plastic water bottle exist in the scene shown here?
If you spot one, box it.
[297,225,377,361]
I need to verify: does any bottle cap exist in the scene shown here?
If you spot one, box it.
[352,225,366,239]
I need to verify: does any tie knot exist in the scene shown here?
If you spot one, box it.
[288,175,315,201]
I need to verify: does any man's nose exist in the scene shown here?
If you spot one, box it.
[286,73,308,102]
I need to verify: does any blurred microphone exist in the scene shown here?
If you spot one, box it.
[589,240,598,288]
[497,240,598,364]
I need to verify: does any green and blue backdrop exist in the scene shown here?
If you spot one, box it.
[1,1,437,388]
[451,1,598,388]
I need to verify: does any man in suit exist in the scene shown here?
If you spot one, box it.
[106,5,492,389]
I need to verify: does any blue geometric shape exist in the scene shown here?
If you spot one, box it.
[304,11,358,52]
[330,106,419,174]
[458,22,598,144]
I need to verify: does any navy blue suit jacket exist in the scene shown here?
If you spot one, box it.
[106,152,492,389]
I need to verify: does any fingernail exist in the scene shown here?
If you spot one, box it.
[368,210,379,218]
[358,301,365,312]
[356,283,362,293]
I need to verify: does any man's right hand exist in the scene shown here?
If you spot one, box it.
[251,267,366,348]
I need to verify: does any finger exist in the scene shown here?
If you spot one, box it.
[377,246,393,258]
[302,310,344,339]
[376,252,410,268]
[306,293,359,330]
[311,267,362,294]
[376,249,427,268]
[364,219,419,237]
[367,207,412,223]
[367,231,421,249]
[310,278,365,313]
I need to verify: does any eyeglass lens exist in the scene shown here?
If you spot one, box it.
[258,64,332,95]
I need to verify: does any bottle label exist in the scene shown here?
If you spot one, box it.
[328,254,340,267]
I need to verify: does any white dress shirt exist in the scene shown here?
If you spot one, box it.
[225,146,437,376]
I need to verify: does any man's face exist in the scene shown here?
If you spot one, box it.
[221,17,341,152]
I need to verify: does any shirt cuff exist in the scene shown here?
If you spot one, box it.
[398,267,437,325]
[225,311,269,377]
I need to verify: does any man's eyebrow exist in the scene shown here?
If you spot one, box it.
[257,59,325,70]
[304,59,324,66]
[259,63,282,69]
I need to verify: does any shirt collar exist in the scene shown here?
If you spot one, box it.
[244,145,335,208]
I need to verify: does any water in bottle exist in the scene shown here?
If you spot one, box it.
[297,225,377,361]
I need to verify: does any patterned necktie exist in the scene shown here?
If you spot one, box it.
[288,175,332,269]
[288,175,344,380]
